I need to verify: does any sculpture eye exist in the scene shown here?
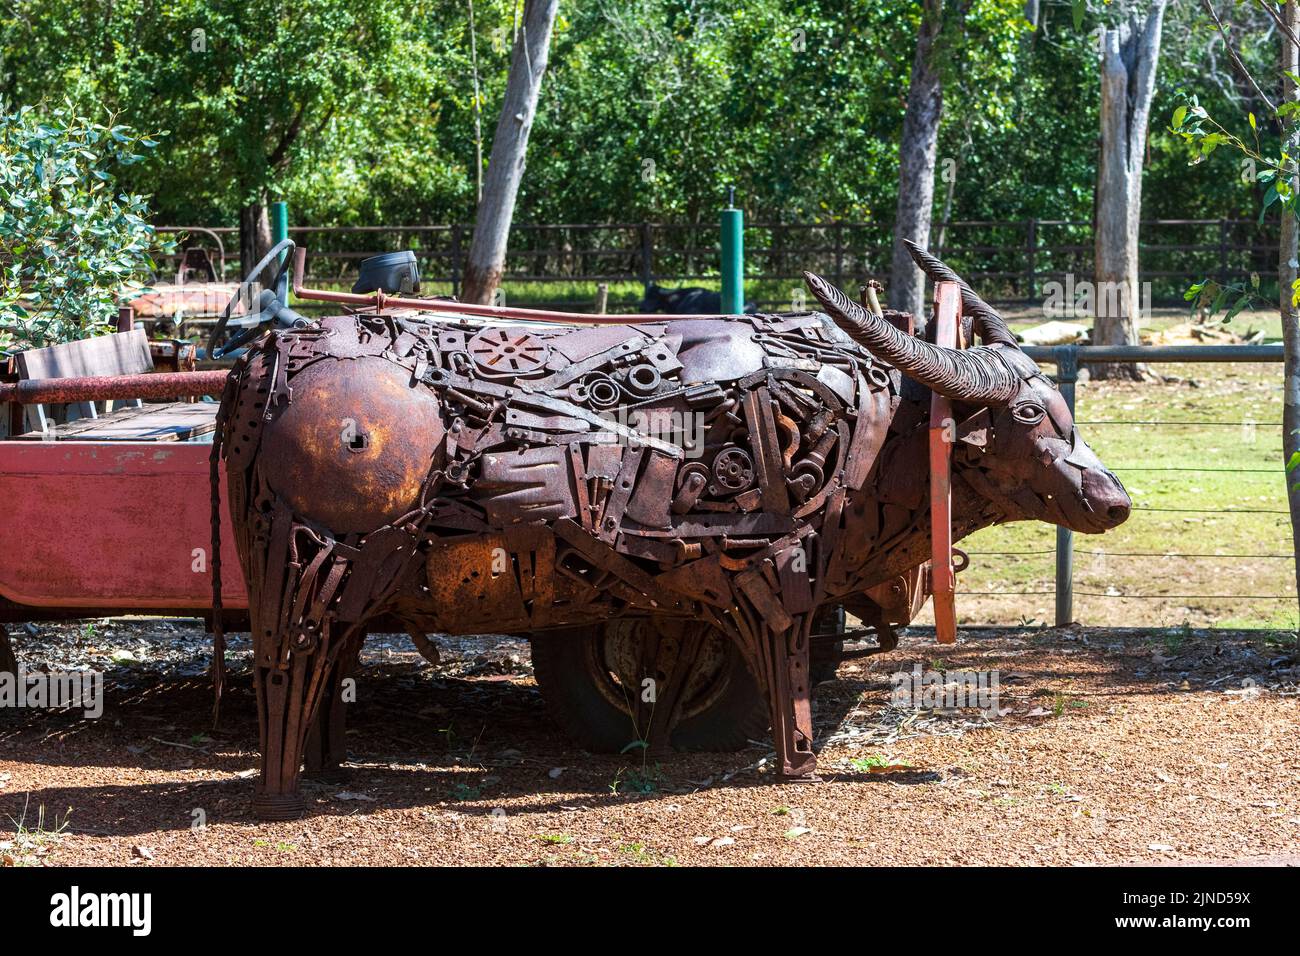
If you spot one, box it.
[1012,402,1046,425]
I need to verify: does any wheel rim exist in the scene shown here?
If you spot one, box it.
[584,620,735,723]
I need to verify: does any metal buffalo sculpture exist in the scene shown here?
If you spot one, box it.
[212,242,1130,819]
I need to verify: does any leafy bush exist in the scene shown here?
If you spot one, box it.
[0,104,167,351]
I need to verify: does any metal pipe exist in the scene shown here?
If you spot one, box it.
[290,247,718,324]
[0,370,228,405]
[1052,345,1079,626]
[720,188,744,314]
[1024,344,1283,363]
[929,281,961,645]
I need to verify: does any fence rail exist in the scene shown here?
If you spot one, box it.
[156,217,1280,309]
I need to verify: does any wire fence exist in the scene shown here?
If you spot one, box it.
[154,217,1280,310]
[954,346,1295,628]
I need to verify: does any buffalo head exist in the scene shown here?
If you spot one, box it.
[804,242,1130,534]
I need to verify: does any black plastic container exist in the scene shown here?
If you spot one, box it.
[352,251,421,295]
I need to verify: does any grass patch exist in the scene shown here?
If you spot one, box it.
[609,765,663,796]
[2,799,71,866]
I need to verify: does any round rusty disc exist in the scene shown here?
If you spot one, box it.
[259,354,445,533]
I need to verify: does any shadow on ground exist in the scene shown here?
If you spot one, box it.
[1,623,1295,840]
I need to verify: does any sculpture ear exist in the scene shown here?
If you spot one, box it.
[956,408,991,448]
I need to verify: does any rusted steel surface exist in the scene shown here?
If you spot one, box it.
[0,441,246,610]
[126,283,243,319]
[928,281,962,644]
[0,370,228,405]
[219,241,1131,818]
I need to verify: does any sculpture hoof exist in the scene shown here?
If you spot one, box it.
[776,752,822,782]
[252,793,306,821]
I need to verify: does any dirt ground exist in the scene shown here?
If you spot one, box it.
[1,620,1297,867]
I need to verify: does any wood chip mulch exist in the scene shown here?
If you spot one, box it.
[1,623,1296,867]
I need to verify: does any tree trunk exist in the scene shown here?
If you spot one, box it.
[461,0,560,305]
[1281,1,1300,640]
[889,0,944,319]
[239,200,273,282]
[1092,2,1167,380]
[468,0,485,205]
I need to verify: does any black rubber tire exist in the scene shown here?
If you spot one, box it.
[529,625,769,753]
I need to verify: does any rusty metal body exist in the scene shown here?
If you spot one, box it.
[218,246,1131,819]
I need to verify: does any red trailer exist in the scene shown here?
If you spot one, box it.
[0,437,245,623]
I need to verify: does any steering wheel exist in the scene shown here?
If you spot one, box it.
[208,239,308,359]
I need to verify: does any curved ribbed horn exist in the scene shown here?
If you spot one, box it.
[903,240,1019,347]
[803,271,1020,404]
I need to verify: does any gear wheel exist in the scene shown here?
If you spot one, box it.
[712,447,755,492]
[467,327,550,377]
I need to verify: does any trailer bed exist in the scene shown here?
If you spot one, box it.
[0,440,246,617]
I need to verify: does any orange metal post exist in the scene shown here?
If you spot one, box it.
[929,281,962,644]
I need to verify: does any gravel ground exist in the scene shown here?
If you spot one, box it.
[1,620,1297,867]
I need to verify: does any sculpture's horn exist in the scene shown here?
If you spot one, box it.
[903,240,1019,347]
[803,271,1020,404]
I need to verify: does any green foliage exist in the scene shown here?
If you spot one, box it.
[0,0,487,227]
[1167,9,1297,318]
[1184,274,1258,324]
[0,0,1281,244]
[0,104,165,350]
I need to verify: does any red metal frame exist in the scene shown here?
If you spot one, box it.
[928,281,962,644]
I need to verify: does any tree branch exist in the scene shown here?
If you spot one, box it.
[267,103,307,170]
[1255,0,1300,52]
[1203,0,1276,112]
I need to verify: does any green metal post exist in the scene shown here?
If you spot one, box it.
[270,200,289,300]
[270,201,289,256]
[720,187,744,314]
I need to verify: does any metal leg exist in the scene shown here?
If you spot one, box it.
[303,631,363,780]
[638,621,708,757]
[250,515,356,820]
[0,624,16,676]
[767,614,818,779]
